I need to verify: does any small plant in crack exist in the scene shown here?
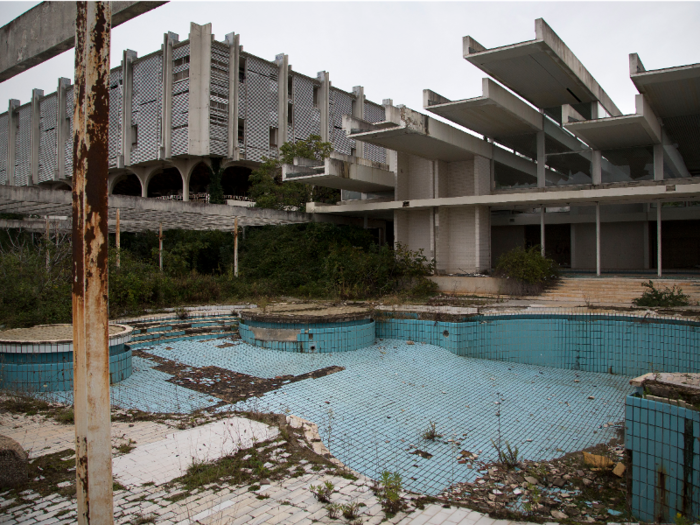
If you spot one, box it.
[116,438,136,454]
[340,501,361,520]
[422,420,442,441]
[310,480,335,503]
[326,502,342,519]
[376,470,405,516]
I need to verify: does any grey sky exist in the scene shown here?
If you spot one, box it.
[1,1,699,119]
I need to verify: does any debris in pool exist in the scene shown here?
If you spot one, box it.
[410,449,433,459]
[588,396,595,400]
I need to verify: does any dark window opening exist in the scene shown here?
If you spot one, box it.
[312,86,319,108]
[288,76,293,98]
[239,58,246,82]
[237,119,244,144]
[270,127,278,149]
[173,56,190,68]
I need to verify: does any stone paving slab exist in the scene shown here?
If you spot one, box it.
[113,416,278,487]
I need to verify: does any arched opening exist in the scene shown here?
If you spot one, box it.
[112,173,142,196]
[188,162,212,201]
[222,166,253,202]
[54,183,72,191]
[147,168,182,199]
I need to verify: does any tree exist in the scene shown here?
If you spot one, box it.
[248,135,340,211]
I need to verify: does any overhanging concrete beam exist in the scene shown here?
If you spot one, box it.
[0,1,167,82]
[307,179,700,214]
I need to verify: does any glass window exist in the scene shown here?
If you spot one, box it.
[494,161,536,190]
[545,151,592,186]
[601,146,653,183]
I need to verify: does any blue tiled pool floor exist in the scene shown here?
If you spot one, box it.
[47,338,632,496]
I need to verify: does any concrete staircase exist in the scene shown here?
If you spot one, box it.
[530,277,700,306]
[122,311,239,347]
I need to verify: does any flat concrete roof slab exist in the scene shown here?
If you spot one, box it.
[350,128,479,162]
[565,114,660,150]
[631,62,700,118]
[464,19,621,117]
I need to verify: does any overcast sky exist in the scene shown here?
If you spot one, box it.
[1,1,699,119]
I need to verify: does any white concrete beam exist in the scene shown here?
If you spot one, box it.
[0,2,167,82]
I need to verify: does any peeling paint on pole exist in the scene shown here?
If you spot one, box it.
[71,2,114,524]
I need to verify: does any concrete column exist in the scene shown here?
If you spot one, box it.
[171,158,200,202]
[188,22,212,156]
[657,201,662,277]
[540,206,545,256]
[161,32,178,160]
[30,88,43,185]
[596,202,601,276]
[120,49,137,167]
[653,143,664,181]
[6,99,19,186]
[352,86,365,159]
[55,78,71,180]
[225,32,240,160]
[570,223,576,269]
[317,71,330,142]
[591,150,602,185]
[643,220,650,270]
[536,130,545,188]
[276,53,289,147]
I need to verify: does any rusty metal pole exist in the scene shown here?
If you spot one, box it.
[115,209,120,269]
[234,217,239,278]
[71,3,114,524]
[159,223,163,272]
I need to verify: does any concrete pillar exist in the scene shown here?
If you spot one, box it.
[317,71,330,142]
[171,158,200,202]
[276,53,289,147]
[55,78,71,181]
[643,219,650,270]
[6,99,19,185]
[30,88,43,185]
[188,22,212,156]
[536,130,545,188]
[161,32,178,160]
[352,86,365,159]
[591,150,602,185]
[120,49,137,167]
[225,32,240,160]
[657,201,662,277]
[570,223,576,269]
[540,206,545,256]
[653,143,664,181]
[596,202,601,276]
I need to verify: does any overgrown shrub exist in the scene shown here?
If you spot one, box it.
[632,280,690,307]
[494,246,559,295]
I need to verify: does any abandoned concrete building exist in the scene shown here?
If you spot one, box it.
[0,21,390,206]
[298,18,700,275]
[2,18,700,274]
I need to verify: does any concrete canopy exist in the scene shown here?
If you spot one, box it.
[281,154,395,193]
[631,55,700,174]
[344,106,492,162]
[424,79,543,138]
[0,185,310,233]
[464,19,621,117]
[564,95,662,150]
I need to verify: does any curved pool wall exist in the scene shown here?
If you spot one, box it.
[0,329,133,392]
[376,313,700,377]
[239,319,375,353]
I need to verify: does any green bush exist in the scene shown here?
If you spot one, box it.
[494,246,559,295]
[632,280,690,308]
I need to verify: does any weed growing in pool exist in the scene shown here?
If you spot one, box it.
[523,482,542,513]
[633,280,690,307]
[491,439,520,469]
[675,513,693,525]
[422,420,442,441]
[310,480,335,503]
[53,407,74,424]
[375,471,405,516]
